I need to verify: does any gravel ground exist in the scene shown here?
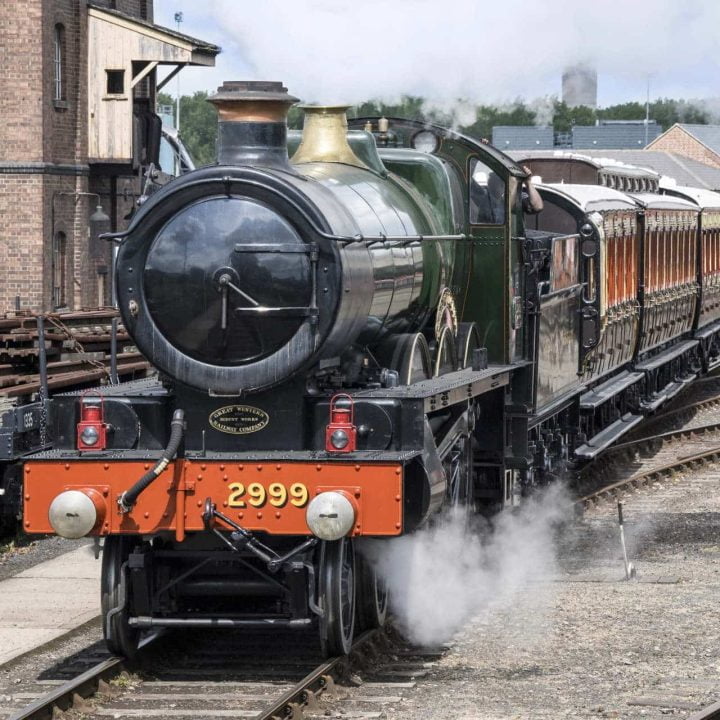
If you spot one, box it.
[342,467,720,719]
[0,535,91,582]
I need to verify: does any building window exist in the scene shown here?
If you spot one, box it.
[53,24,65,102]
[106,69,125,95]
[52,232,67,308]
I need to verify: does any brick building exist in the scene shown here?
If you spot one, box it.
[0,1,218,312]
[647,124,720,170]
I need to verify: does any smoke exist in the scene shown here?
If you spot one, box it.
[529,96,557,128]
[361,483,570,646]
[157,0,720,107]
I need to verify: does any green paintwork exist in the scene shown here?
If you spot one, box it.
[430,134,522,364]
[291,117,529,365]
[294,160,454,331]
[378,149,460,234]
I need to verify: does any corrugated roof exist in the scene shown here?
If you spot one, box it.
[511,149,720,191]
[571,124,662,149]
[492,126,554,150]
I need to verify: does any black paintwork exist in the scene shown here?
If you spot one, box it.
[217,121,295,171]
[116,166,341,395]
[144,196,313,366]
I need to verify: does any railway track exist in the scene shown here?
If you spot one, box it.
[6,626,437,720]
[577,383,720,509]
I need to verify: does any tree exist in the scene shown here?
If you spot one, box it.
[157,91,217,165]
[551,101,597,133]
[460,101,538,140]
[155,90,714,163]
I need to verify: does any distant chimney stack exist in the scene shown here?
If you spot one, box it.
[562,65,598,108]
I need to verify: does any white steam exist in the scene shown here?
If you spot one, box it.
[362,483,570,646]
[157,0,720,106]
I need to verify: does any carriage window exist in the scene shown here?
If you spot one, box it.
[551,235,578,291]
[469,158,505,225]
[527,198,576,235]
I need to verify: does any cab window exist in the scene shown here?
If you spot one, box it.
[469,158,506,225]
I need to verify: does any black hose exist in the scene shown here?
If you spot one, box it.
[118,409,185,512]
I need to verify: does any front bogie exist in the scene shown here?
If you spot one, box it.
[102,530,379,658]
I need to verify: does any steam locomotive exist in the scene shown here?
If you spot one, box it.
[21,80,720,657]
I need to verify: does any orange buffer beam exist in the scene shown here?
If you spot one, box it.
[23,460,404,537]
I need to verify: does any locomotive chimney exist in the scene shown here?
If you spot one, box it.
[291,105,367,169]
[208,80,299,170]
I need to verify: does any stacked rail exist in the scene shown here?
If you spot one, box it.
[0,308,150,402]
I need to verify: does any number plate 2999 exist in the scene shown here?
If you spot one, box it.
[227,481,309,509]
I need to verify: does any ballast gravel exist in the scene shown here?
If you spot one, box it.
[345,469,720,719]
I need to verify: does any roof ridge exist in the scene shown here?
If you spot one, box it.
[665,151,710,188]
[86,2,220,53]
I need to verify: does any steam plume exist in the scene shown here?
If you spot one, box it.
[157,0,720,106]
[361,483,570,646]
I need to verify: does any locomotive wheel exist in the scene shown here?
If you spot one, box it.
[434,326,458,377]
[319,537,356,657]
[356,553,388,631]
[378,333,431,385]
[456,322,481,369]
[101,535,140,658]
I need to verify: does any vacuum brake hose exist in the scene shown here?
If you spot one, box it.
[118,409,185,512]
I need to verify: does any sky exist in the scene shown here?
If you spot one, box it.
[154,0,720,110]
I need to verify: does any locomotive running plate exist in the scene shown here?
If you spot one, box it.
[209,405,270,434]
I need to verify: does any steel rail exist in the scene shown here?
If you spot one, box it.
[578,439,720,508]
[8,628,381,720]
[603,419,720,455]
[624,393,720,438]
[257,629,379,720]
[7,656,126,720]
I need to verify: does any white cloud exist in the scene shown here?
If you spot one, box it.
[155,0,720,106]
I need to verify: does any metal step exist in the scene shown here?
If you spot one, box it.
[580,370,644,411]
[574,412,644,460]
